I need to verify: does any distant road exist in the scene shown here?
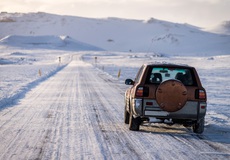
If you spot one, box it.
[0,54,229,160]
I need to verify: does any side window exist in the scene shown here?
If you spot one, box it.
[135,66,144,83]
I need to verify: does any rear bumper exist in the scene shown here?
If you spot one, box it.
[133,99,206,120]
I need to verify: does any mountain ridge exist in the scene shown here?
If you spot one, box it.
[0,35,103,51]
[0,12,229,56]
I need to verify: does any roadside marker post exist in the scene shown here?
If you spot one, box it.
[118,69,121,78]
[95,57,97,64]
[38,69,42,77]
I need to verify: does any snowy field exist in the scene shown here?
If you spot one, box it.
[0,48,230,159]
[0,49,73,108]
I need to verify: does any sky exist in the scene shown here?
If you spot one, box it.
[0,0,230,28]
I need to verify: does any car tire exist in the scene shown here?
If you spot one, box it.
[193,118,205,134]
[124,106,130,124]
[129,109,141,131]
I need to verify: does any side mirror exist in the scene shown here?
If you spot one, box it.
[125,79,134,85]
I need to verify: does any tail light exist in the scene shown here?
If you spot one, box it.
[135,86,149,97]
[199,90,206,99]
[136,87,144,97]
[196,89,206,99]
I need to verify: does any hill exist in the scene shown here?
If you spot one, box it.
[0,35,103,51]
[0,12,230,56]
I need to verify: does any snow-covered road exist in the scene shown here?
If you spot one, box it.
[0,55,229,160]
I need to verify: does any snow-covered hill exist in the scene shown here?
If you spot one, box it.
[0,35,103,51]
[0,12,230,56]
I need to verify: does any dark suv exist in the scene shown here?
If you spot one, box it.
[124,62,207,133]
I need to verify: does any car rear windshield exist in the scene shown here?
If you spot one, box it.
[146,67,197,86]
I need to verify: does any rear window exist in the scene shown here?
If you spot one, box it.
[146,67,197,86]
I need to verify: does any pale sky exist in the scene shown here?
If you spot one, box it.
[1,0,230,28]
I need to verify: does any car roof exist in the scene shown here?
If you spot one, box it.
[144,62,193,68]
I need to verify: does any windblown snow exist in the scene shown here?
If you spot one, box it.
[0,12,230,160]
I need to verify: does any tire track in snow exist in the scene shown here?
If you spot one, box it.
[0,77,57,160]
[78,67,141,159]
[85,71,142,158]
[38,61,81,160]
[0,58,73,160]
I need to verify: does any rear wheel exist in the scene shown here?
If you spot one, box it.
[124,107,130,124]
[193,118,205,134]
[129,109,141,131]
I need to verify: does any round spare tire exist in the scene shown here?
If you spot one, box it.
[156,79,187,112]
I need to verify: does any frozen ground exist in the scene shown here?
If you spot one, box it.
[0,49,72,108]
[0,48,230,159]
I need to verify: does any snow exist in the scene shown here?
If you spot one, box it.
[0,35,103,51]
[0,12,230,55]
[0,12,230,159]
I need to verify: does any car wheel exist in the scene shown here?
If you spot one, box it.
[193,118,205,134]
[129,109,141,131]
[124,106,130,124]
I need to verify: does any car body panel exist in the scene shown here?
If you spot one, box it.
[124,62,207,132]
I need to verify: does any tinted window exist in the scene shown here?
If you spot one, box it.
[146,67,196,86]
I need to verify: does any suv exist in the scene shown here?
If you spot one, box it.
[124,62,207,133]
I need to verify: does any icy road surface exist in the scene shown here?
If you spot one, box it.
[0,55,229,160]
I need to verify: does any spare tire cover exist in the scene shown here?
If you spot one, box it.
[156,79,188,112]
